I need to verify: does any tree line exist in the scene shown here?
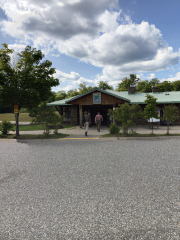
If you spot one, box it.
[51,74,180,102]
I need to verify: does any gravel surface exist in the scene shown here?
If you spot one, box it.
[0,138,180,239]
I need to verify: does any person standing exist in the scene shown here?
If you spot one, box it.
[95,112,103,132]
[84,111,90,136]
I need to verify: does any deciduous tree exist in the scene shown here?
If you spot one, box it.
[144,94,159,134]
[0,44,59,136]
[112,102,143,136]
[162,105,179,135]
[116,74,140,91]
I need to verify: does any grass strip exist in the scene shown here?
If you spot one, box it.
[102,133,180,137]
[0,133,69,139]
[18,124,77,131]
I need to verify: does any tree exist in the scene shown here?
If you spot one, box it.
[172,80,180,91]
[0,44,59,136]
[112,102,143,135]
[156,81,173,92]
[116,74,140,91]
[55,91,68,101]
[136,80,152,93]
[29,103,63,135]
[136,78,160,93]
[144,94,159,134]
[67,89,79,98]
[162,105,179,135]
[98,81,113,90]
[78,82,96,95]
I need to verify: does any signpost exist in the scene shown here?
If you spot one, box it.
[14,104,19,137]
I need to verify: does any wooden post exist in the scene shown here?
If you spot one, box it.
[79,105,82,128]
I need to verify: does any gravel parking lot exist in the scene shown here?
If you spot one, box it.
[0,138,180,239]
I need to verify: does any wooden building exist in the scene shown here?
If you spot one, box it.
[47,87,180,127]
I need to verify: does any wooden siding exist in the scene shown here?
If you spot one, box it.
[67,92,129,105]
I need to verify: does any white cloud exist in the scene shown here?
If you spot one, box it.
[54,70,80,82]
[160,72,180,82]
[147,73,155,80]
[0,0,180,86]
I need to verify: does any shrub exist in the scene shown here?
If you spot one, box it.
[109,123,120,134]
[112,103,143,136]
[20,108,29,113]
[129,129,137,135]
[0,120,15,135]
[29,103,63,135]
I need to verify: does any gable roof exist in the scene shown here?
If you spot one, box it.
[47,88,180,106]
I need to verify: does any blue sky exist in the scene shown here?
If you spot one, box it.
[0,0,180,92]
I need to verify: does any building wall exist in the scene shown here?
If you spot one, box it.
[70,105,78,125]
[68,92,128,105]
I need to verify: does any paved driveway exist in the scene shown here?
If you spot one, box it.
[0,138,180,239]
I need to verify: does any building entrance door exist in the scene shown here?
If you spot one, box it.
[83,105,113,126]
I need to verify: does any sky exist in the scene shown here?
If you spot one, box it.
[0,0,180,92]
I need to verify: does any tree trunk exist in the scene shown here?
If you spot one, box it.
[16,113,19,137]
[151,120,153,134]
[167,122,169,135]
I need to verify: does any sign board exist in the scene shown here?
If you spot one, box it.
[14,104,19,113]
[93,92,101,104]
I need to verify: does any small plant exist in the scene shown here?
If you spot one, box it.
[109,123,120,134]
[53,128,58,134]
[0,120,15,135]
[129,129,137,135]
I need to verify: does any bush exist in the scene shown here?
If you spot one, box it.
[109,123,120,134]
[20,108,29,113]
[29,103,63,135]
[0,120,15,135]
[129,129,137,135]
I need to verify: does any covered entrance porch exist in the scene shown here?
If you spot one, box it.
[82,105,113,126]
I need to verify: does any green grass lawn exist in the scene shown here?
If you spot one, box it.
[18,124,77,131]
[0,133,69,139]
[0,113,32,122]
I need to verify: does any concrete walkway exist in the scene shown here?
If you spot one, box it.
[9,124,180,136]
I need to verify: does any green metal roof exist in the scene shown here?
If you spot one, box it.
[46,96,73,106]
[47,89,180,106]
[105,90,180,104]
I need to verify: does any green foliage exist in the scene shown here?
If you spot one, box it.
[144,94,159,134]
[19,108,29,113]
[136,78,160,93]
[109,123,120,134]
[129,129,137,135]
[144,94,158,119]
[98,81,113,90]
[172,80,180,91]
[0,44,59,109]
[55,90,68,101]
[116,74,139,91]
[156,81,173,92]
[163,105,179,134]
[29,103,63,135]
[67,89,79,98]
[113,103,143,135]
[0,120,15,135]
